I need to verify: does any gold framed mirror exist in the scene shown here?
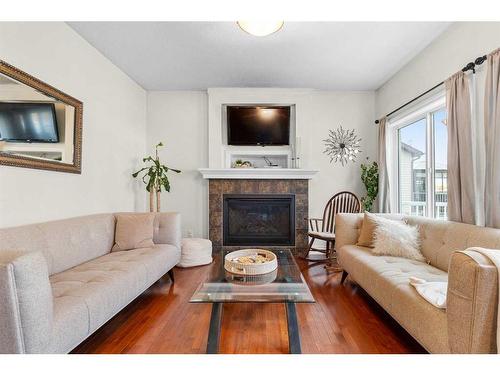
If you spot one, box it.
[0,60,82,174]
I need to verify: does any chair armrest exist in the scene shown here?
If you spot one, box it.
[334,213,364,250]
[447,248,498,353]
[306,218,323,232]
[153,212,182,250]
[0,250,53,353]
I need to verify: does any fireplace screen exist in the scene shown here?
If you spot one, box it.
[223,194,295,246]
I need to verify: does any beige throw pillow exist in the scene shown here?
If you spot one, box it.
[112,213,155,252]
[372,216,425,262]
[356,212,379,248]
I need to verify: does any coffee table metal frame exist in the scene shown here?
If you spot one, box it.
[190,249,315,354]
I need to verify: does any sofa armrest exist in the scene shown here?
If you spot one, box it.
[447,248,498,353]
[0,250,53,353]
[153,212,182,250]
[334,213,364,250]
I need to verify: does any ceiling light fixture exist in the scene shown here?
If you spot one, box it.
[237,21,284,37]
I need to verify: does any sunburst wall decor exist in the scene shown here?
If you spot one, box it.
[323,126,362,166]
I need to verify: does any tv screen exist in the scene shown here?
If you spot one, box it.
[227,106,290,146]
[0,102,59,143]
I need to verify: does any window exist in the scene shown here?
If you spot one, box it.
[391,97,447,219]
[433,109,448,219]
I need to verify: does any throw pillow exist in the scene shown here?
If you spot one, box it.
[372,216,425,262]
[356,211,379,248]
[112,213,155,252]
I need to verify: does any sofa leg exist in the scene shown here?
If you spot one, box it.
[168,269,175,283]
[340,270,348,284]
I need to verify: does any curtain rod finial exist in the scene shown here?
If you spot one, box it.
[475,55,487,65]
[462,62,475,72]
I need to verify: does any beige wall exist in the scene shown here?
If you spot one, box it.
[0,22,147,227]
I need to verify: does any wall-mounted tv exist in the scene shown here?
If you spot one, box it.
[0,102,59,143]
[227,105,290,146]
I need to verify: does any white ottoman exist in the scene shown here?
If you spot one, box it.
[178,238,213,268]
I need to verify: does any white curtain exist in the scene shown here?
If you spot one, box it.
[377,117,391,213]
[470,73,486,226]
[446,71,479,224]
[484,48,500,228]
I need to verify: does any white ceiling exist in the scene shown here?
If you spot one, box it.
[68,22,450,91]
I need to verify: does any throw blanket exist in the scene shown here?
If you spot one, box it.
[409,248,500,352]
[464,247,500,353]
[409,276,447,309]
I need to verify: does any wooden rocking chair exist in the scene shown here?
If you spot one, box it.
[304,191,361,263]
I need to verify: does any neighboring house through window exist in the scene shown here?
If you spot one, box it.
[389,95,448,219]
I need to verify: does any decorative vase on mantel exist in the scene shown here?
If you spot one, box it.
[132,141,181,212]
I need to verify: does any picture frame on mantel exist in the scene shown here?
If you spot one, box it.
[0,60,83,174]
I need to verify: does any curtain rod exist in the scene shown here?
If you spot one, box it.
[375,55,487,124]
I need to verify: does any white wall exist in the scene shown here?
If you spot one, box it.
[376,22,500,117]
[147,91,208,237]
[308,91,376,215]
[147,89,376,236]
[0,22,147,227]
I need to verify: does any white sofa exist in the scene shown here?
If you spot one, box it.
[335,213,500,354]
[0,212,181,353]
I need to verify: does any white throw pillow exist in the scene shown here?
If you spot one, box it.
[372,216,425,262]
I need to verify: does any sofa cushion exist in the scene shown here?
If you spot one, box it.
[338,244,449,352]
[372,216,425,261]
[0,214,116,275]
[49,244,180,338]
[112,213,155,252]
[356,212,378,247]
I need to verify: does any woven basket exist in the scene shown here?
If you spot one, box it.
[224,249,278,275]
[225,268,278,285]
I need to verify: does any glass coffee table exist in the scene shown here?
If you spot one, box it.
[190,249,315,354]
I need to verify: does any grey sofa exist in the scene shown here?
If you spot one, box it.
[0,212,181,354]
[336,213,500,354]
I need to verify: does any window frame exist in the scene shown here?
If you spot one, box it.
[388,94,446,219]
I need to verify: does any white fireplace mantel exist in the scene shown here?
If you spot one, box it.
[198,168,319,180]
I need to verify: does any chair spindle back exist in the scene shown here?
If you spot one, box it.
[322,191,361,233]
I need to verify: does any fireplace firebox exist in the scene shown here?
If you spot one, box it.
[223,194,295,246]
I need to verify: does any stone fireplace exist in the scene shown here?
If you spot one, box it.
[208,179,309,254]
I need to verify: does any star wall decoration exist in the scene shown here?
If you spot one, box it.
[323,126,362,166]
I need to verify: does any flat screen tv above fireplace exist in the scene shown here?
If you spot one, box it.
[227,105,290,146]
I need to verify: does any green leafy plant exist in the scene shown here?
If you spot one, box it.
[132,142,181,212]
[360,158,379,212]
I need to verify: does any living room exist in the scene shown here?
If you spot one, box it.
[1,1,500,373]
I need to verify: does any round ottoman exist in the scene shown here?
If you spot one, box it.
[178,238,213,268]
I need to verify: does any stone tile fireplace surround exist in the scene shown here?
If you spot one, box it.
[208,179,309,254]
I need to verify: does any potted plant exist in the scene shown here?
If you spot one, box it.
[360,158,379,212]
[132,142,181,212]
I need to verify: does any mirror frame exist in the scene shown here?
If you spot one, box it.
[0,60,83,174]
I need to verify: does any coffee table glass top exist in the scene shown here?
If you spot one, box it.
[190,249,315,303]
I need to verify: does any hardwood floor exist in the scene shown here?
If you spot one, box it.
[72,258,426,354]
